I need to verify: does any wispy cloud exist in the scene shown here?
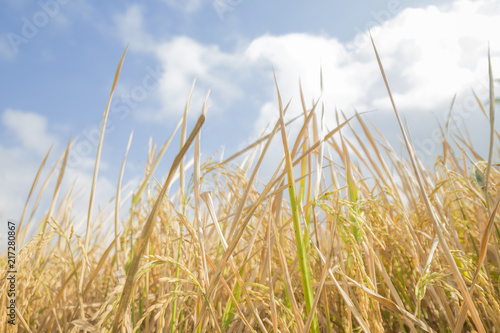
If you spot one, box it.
[113,5,155,51]
[0,109,59,224]
[161,0,205,13]
[0,108,120,235]
[0,35,16,60]
[2,109,58,155]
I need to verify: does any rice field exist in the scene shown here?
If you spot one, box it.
[1,41,500,332]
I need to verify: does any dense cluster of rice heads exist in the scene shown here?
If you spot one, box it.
[1,42,500,332]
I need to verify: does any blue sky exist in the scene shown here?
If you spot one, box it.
[1,0,499,233]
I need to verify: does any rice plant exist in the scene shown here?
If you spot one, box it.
[1,40,499,332]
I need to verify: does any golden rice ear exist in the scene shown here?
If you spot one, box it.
[454,44,499,333]
[11,37,500,333]
[111,113,205,333]
[370,33,486,333]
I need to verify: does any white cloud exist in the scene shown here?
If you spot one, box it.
[0,109,121,242]
[113,5,155,52]
[354,3,498,110]
[162,0,204,12]
[0,35,16,60]
[113,7,246,119]
[244,33,377,133]
[2,108,58,155]
[0,109,59,227]
[247,1,500,136]
[150,37,244,119]
[113,0,500,144]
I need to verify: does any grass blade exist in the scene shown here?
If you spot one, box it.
[275,72,319,332]
[370,33,486,333]
[111,114,205,332]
